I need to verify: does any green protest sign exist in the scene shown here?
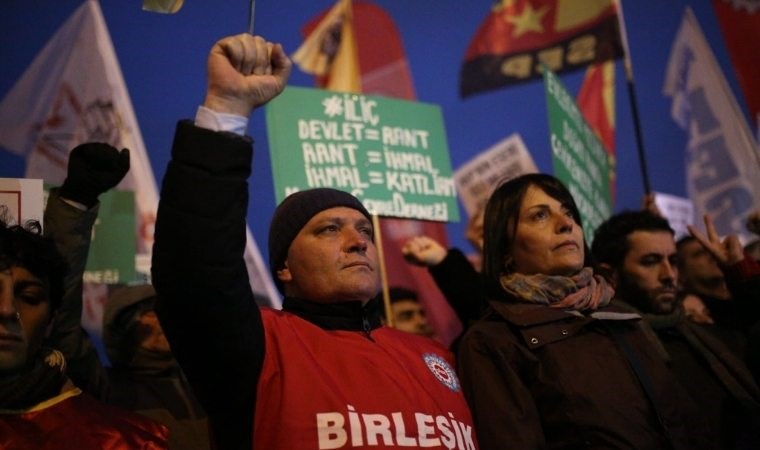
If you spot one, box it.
[543,68,612,243]
[83,190,137,284]
[43,187,137,284]
[266,86,459,222]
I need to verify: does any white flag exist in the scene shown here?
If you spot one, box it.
[0,0,157,260]
[0,0,280,307]
[663,7,760,244]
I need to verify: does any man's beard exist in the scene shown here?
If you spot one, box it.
[617,273,678,315]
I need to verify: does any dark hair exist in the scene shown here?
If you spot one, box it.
[591,210,674,270]
[0,219,67,312]
[481,173,589,296]
[675,235,698,252]
[378,287,419,319]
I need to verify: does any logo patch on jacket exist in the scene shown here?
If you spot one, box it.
[423,353,460,392]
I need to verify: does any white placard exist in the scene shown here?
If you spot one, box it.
[0,178,44,226]
[454,133,537,217]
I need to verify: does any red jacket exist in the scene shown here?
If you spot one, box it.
[254,308,478,449]
[0,387,168,450]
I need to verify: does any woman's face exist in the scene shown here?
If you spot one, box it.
[508,185,585,277]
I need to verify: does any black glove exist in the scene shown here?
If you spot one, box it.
[59,143,130,208]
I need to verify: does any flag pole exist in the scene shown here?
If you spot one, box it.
[371,213,393,327]
[615,0,652,195]
[247,0,256,35]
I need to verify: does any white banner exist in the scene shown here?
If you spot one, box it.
[454,133,537,218]
[0,0,157,262]
[0,0,280,306]
[653,191,694,240]
[663,7,760,243]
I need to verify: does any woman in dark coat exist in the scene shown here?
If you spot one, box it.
[456,173,713,450]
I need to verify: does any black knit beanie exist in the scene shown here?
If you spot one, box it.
[268,188,372,293]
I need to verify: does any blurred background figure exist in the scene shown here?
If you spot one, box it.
[43,142,208,449]
[380,287,434,338]
[102,284,208,449]
[0,219,168,449]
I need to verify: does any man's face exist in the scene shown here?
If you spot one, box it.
[136,310,172,354]
[278,207,380,303]
[615,230,679,314]
[678,239,724,288]
[0,265,52,373]
[391,300,433,338]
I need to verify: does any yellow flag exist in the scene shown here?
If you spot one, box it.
[292,0,361,93]
[142,0,184,14]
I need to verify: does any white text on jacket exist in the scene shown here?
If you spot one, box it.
[316,405,476,449]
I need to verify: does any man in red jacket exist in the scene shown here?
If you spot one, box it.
[152,33,479,450]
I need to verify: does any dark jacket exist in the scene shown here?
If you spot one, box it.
[102,284,209,450]
[428,248,487,327]
[457,300,713,450]
[616,300,760,449]
[43,189,209,450]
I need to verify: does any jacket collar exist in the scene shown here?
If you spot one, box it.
[282,296,383,332]
[487,301,641,327]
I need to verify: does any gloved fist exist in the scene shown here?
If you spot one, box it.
[60,143,130,208]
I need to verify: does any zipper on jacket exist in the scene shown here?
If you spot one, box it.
[362,316,375,341]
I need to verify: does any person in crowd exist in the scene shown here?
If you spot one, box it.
[0,219,167,449]
[456,173,711,449]
[678,235,732,303]
[745,239,760,262]
[44,142,208,449]
[747,210,760,237]
[682,293,715,324]
[592,209,760,449]
[676,227,760,356]
[402,204,487,334]
[151,33,479,450]
[379,287,434,338]
[102,284,209,449]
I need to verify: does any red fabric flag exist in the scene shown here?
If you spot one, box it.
[577,60,616,198]
[711,0,760,128]
[461,0,624,97]
[298,1,462,346]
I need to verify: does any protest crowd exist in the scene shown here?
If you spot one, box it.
[2,22,760,450]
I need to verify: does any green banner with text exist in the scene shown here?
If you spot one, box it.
[266,87,459,222]
[544,68,612,243]
[84,190,136,284]
[43,187,137,284]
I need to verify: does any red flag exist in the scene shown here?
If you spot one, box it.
[461,0,624,97]
[711,0,760,129]
[297,1,462,345]
[577,61,616,198]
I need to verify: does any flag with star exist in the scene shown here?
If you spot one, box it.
[460,0,624,97]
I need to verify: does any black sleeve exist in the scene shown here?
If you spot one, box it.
[723,255,760,331]
[429,248,486,326]
[43,189,109,398]
[152,120,265,450]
